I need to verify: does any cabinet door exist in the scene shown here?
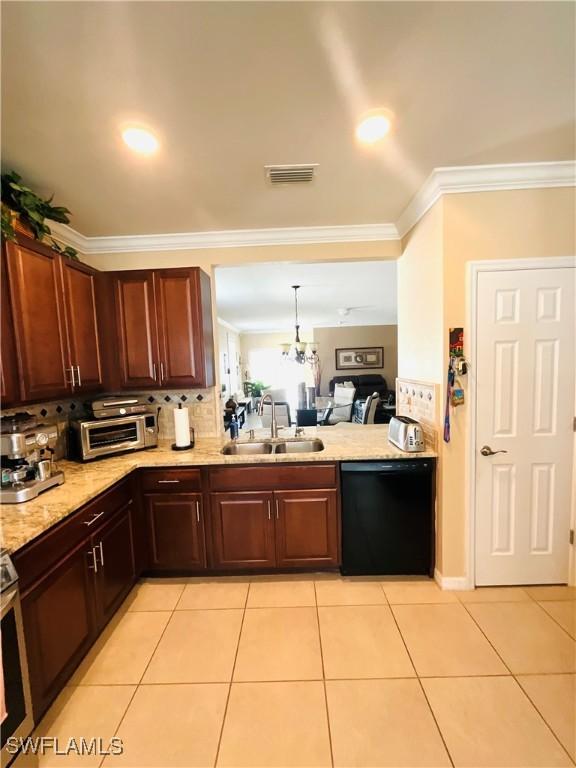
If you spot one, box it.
[21,543,97,720]
[154,269,205,388]
[60,258,104,393]
[113,271,159,388]
[145,493,206,570]
[274,489,339,568]
[5,238,71,401]
[210,492,275,569]
[93,503,135,628]
[1,245,19,404]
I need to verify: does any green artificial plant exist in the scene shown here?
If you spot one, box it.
[1,171,79,259]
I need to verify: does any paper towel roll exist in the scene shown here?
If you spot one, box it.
[174,406,191,447]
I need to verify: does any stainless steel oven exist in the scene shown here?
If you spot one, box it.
[1,551,34,767]
[70,413,158,461]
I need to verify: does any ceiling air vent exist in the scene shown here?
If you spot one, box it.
[265,164,318,185]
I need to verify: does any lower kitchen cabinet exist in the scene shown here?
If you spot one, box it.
[275,489,339,567]
[17,482,136,720]
[145,492,206,570]
[92,502,135,626]
[20,543,98,719]
[210,492,276,569]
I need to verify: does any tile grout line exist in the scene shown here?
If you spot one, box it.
[98,587,181,767]
[212,580,250,768]
[458,598,576,763]
[512,674,576,765]
[387,600,455,768]
[313,581,335,768]
[535,600,576,641]
[457,601,515,675]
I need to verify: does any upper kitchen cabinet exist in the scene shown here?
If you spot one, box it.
[1,244,19,405]
[5,235,72,402]
[112,267,215,390]
[4,233,104,402]
[112,271,159,389]
[60,257,104,394]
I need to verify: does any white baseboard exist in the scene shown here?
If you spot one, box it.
[434,568,471,591]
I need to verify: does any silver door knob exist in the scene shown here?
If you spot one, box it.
[480,445,508,456]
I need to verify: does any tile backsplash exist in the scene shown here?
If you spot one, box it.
[395,378,439,449]
[1,388,219,446]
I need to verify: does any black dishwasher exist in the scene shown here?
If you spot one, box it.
[341,460,435,576]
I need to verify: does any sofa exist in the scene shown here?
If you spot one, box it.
[328,374,392,401]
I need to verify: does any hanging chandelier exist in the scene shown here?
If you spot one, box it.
[280,285,320,366]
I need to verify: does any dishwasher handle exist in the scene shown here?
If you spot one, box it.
[341,461,433,475]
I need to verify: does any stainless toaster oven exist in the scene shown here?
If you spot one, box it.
[70,413,158,461]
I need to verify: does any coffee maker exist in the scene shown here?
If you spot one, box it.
[1,414,65,503]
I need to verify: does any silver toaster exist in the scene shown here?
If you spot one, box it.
[388,416,425,452]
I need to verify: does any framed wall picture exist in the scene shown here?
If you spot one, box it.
[335,346,384,370]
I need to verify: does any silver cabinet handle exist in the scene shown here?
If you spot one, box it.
[83,510,106,526]
[267,500,271,520]
[196,500,200,523]
[76,365,82,387]
[158,479,180,484]
[65,367,76,388]
[275,500,280,520]
[87,547,98,573]
[480,445,509,457]
[153,362,157,381]
[160,362,165,383]
[98,541,104,567]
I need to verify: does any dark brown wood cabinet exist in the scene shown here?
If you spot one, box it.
[145,492,206,570]
[210,491,276,569]
[16,479,136,720]
[60,257,104,393]
[275,489,339,567]
[1,245,19,404]
[92,503,135,626]
[21,542,97,719]
[113,271,159,389]
[5,236,71,401]
[112,267,215,390]
[3,233,105,402]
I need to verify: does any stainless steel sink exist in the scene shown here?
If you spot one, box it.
[221,442,274,455]
[274,439,325,454]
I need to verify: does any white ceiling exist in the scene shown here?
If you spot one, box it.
[215,260,397,333]
[2,2,574,237]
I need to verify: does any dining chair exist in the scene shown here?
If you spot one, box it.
[361,392,380,424]
[327,384,356,424]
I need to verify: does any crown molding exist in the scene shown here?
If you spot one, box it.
[49,222,399,255]
[50,161,575,254]
[396,160,576,238]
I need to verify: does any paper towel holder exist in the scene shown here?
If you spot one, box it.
[172,427,195,451]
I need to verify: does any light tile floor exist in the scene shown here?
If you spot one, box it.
[14,576,576,768]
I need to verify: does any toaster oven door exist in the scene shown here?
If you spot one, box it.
[81,416,145,459]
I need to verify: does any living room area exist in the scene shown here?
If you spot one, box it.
[215,260,398,432]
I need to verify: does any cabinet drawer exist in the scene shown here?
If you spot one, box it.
[14,479,132,594]
[140,468,202,493]
[208,463,337,492]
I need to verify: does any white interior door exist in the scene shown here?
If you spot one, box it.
[475,266,575,586]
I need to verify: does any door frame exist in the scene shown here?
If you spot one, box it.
[465,256,576,589]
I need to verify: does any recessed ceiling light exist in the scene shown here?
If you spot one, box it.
[121,127,159,155]
[355,110,392,145]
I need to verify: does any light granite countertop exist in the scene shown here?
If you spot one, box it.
[0,425,436,554]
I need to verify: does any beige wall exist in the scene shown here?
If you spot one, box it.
[312,325,397,395]
[398,186,576,579]
[439,186,576,577]
[398,201,445,385]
